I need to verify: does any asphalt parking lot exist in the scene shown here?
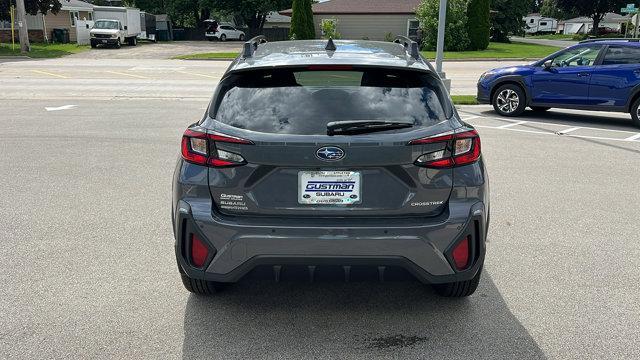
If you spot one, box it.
[1,56,640,359]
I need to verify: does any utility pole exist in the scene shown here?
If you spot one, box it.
[15,0,30,53]
[435,0,451,91]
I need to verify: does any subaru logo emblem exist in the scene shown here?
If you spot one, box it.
[316,146,345,161]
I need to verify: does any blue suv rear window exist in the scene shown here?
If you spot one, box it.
[209,68,451,135]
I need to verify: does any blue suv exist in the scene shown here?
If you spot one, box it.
[477,39,640,128]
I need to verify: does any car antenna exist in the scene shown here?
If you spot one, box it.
[325,37,336,51]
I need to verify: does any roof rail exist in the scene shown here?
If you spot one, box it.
[579,38,640,44]
[393,35,420,60]
[242,35,268,58]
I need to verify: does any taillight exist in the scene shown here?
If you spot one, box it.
[410,129,481,168]
[181,128,253,167]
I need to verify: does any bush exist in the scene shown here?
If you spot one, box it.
[572,33,588,41]
[416,0,471,51]
[466,0,490,50]
[320,19,340,39]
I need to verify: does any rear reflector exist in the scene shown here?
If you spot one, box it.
[190,233,209,268]
[452,236,470,270]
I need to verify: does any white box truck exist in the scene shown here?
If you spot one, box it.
[90,6,141,48]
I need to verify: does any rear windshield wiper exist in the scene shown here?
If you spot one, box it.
[327,120,414,136]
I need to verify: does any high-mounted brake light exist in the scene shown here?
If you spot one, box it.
[410,130,481,168]
[181,128,253,167]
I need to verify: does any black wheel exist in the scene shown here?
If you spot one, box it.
[115,39,121,49]
[433,267,482,297]
[239,34,245,41]
[492,84,526,117]
[129,37,137,46]
[220,34,227,42]
[631,97,640,128]
[90,41,97,49]
[530,106,550,112]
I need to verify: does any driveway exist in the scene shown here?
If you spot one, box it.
[511,36,577,48]
[68,40,243,60]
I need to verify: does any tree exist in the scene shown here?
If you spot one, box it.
[290,0,315,39]
[416,0,470,51]
[1,0,61,21]
[556,0,627,35]
[491,0,532,42]
[539,0,577,19]
[466,0,490,50]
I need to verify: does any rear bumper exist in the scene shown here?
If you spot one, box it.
[174,199,487,284]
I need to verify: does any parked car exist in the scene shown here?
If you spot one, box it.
[598,27,619,35]
[205,23,245,41]
[477,39,640,128]
[173,36,489,298]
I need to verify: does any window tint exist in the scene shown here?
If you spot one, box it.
[551,46,601,67]
[210,68,451,135]
[602,46,640,65]
[540,22,547,26]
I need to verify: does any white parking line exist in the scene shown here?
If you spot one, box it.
[625,133,640,141]
[557,127,582,135]
[461,115,480,121]
[498,120,528,129]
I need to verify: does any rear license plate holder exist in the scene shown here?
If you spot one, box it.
[298,171,361,205]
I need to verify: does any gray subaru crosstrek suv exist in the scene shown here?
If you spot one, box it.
[172,37,489,297]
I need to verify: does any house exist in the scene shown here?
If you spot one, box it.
[264,12,291,29]
[562,13,630,35]
[280,0,421,41]
[0,0,94,43]
[523,13,558,34]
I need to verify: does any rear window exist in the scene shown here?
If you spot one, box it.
[209,67,451,135]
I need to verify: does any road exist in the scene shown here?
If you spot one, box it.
[0,57,526,98]
[1,57,640,359]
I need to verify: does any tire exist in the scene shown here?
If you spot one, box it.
[220,34,227,42]
[492,84,526,117]
[433,267,482,298]
[177,256,225,295]
[115,39,121,49]
[129,37,137,46]
[631,97,640,128]
[90,41,97,49]
[180,273,224,295]
[530,106,550,112]
[239,34,245,41]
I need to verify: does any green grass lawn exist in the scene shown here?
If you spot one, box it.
[0,43,89,58]
[450,95,478,105]
[173,52,241,60]
[421,41,561,60]
[174,41,560,61]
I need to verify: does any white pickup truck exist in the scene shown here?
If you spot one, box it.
[90,7,141,48]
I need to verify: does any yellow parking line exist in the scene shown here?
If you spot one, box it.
[30,70,68,79]
[105,71,149,79]
[177,71,218,79]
